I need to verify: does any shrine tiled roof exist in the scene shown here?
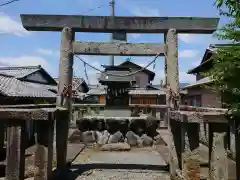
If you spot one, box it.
[99,70,134,83]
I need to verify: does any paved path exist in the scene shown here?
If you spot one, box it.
[71,147,170,180]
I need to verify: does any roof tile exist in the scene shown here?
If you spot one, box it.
[0,75,56,98]
[184,77,213,89]
[0,66,41,78]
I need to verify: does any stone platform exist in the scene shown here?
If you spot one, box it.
[70,146,170,180]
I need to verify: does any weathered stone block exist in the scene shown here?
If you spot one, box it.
[108,131,124,143]
[129,119,146,136]
[146,115,159,138]
[126,131,141,147]
[96,130,110,146]
[100,143,131,151]
[76,119,91,131]
[81,131,96,143]
[118,119,130,137]
[106,119,120,134]
[68,129,81,143]
[154,134,167,146]
[141,134,154,147]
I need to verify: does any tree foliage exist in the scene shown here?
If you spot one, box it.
[203,0,240,117]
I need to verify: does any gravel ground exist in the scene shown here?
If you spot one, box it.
[73,147,167,165]
[75,169,170,180]
[72,147,170,180]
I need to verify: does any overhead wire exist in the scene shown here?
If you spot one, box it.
[74,52,161,77]
[81,4,107,14]
[0,0,20,7]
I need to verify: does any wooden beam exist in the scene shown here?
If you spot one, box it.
[179,105,227,113]
[181,123,200,180]
[0,108,56,121]
[170,111,227,123]
[82,115,148,121]
[73,42,165,56]
[5,122,25,180]
[129,104,168,109]
[20,15,219,34]
[34,119,54,180]
[73,104,105,108]
[0,104,56,109]
[235,120,240,180]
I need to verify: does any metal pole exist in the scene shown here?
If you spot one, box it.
[109,0,115,66]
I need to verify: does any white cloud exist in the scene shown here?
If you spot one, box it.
[119,0,160,17]
[0,13,30,36]
[36,48,59,56]
[178,34,224,45]
[130,34,141,39]
[0,56,49,68]
[179,71,195,83]
[178,34,195,43]
[179,50,198,58]
[131,6,160,16]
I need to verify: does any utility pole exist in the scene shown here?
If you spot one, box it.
[109,0,115,66]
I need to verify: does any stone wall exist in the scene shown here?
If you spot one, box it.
[69,116,166,148]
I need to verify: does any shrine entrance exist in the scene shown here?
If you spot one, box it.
[106,82,129,107]
[99,66,133,107]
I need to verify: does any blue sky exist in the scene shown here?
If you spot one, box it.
[0,0,229,84]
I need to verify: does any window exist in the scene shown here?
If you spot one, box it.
[188,95,202,107]
[135,76,140,85]
[195,95,202,107]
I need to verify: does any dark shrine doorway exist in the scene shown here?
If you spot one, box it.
[106,82,129,107]
[99,66,133,107]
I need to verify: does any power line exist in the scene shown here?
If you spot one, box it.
[81,4,107,14]
[0,0,20,7]
[74,53,161,77]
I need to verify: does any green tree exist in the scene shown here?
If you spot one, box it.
[203,0,240,117]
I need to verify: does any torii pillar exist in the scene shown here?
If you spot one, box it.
[55,27,74,172]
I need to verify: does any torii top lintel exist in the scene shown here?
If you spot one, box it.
[20,14,219,34]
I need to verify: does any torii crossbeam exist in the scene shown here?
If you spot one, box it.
[21,15,219,33]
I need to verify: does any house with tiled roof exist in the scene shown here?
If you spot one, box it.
[183,44,226,108]
[0,65,61,149]
[0,65,58,105]
[87,61,158,106]
[0,65,57,85]
[87,60,188,106]
[117,60,155,87]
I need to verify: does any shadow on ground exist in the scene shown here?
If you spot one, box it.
[52,163,169,180]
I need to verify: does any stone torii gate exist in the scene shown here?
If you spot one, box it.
[20,15,219,179]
